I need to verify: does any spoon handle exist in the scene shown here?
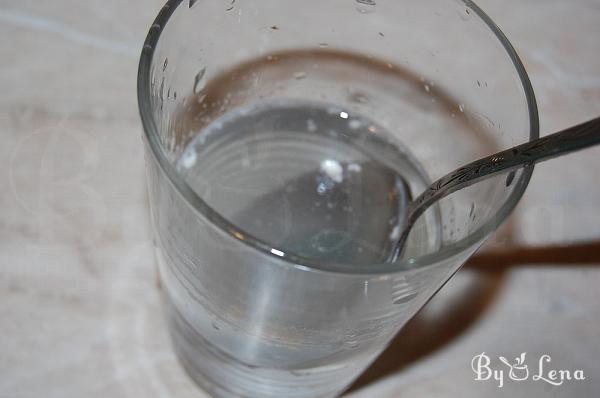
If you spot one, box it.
[391,116,600,262]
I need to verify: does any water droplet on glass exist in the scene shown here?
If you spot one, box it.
[355,0,376,14]
[194,67,207,95]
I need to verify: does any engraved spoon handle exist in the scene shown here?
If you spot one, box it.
[391,116,600,262]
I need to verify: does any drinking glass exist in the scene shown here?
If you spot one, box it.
[137,1,538,397]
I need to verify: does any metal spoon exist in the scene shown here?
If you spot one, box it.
[390,116,600,261]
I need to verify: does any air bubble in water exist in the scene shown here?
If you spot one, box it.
[348,163,362,173]
[348,119,362,130]
[459,7,472,21]
[355,0,376,14]
[163,58,168,71]
[459,104,465,113]
[181,148,197,169]
[317,183,327,195]
[320,159,344,183]
[310,230,348,253]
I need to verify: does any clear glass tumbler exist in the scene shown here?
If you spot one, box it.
[138,1,538,397]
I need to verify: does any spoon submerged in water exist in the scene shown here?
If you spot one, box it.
[390,116,600,262]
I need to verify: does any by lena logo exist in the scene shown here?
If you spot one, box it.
[471,352,585,388]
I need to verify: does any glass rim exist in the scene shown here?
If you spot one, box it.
[137,0,539,275]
